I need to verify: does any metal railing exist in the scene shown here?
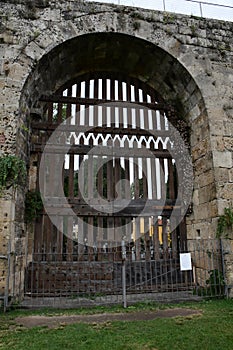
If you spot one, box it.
[4,238,228,310]
[86,0,233,22]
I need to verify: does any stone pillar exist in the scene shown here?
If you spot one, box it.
[0,191,15,303]
[220,239,233,298]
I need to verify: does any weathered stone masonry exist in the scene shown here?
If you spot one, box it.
[0,0,233,301]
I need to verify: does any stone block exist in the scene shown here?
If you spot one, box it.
[0,200,15,221]
[217,199,232,216]
[192,189,199,206]
[192,138,210,161]
[224,136,233,151]
[210,120,225,136]
[211,136,225,152]
[0,259,7,295]
[215,168,230,184]
[224,120,233,137]
[229,169,233,183]
[191,220,216,239]
[213,151,232,168]
[195,170,215,188]
[194,203,209,221]
[209,200,218,218]
[199,183,216,204]
[218,183,233,200]
[190,114,209,145]
[34,33,55,50]
[40,8,61,21]
[7,62,27,82]
[24,41,44,61]
[193,153,213,176]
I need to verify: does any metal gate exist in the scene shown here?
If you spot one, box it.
[25,73,189,300]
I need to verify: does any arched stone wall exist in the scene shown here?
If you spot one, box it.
[1,0,233,301]
[20,31,208,232]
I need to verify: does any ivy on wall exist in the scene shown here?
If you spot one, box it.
[24,190,43,223]
[0,154,26,194]
[216,207,233,239]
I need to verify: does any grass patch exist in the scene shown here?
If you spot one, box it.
[0,299,233,350]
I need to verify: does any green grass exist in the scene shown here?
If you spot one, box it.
[0,299,233,350]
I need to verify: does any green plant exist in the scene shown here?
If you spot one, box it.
[216,207,233,238]
[206,269,225,296]
[133,21,141,30]
[21,124,29,133]
[163,13,175,24]
[24,190,43,223]
[193,269,225,297]
[52,103,67,122]
[130,11,144,20]
[0,154,26,193]
[190,24,197,37]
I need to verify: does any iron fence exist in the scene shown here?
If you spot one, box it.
[1,238,229,310]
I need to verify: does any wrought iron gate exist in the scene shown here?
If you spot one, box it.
[25,73,189,299]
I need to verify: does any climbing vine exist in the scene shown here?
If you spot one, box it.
[0,154,26,194]
[24,190,43,223]
[216,207,233,238]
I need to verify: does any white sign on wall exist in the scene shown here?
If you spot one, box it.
[180,253,192,271]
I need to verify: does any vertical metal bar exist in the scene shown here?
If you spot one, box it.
[167,158,175,200]
[122,239,127,308]
[134,83,140,128]
[93,79,98,126]
[66,216,74,262]
[171,219,178,259]
[124,158,131,200]
[135,217,141,260]
[88,139,94,201]
[4,239,11,312]
[118,78,123,127]
[133,156,139,199]
[220,238,228,298]
[68,137,75,198]
[57,217,63,261]
[88,217,94,261]
[47,101,53,123]
[102,78,107,126]
[142,90,149,130]
[200,2,203,17]
[142,156,148,199]
[66,87,72,122]
[162,217,168,259]
[163,0,166,11]
[75,82,81,125]
[153,217,160,260]
[150,157,157,200]
[78,135,85,199]
[57,102,63,124]
[144,219,151,261]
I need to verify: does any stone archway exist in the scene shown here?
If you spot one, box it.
[1,0,232,306]
[19,32,208,300]
[21,31,208,233]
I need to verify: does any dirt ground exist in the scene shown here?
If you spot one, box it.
[15,308,202,328]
